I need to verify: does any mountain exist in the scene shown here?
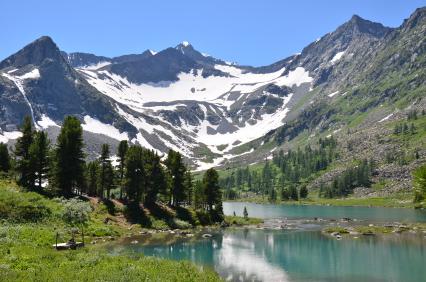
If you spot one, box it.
[0,7,425,176]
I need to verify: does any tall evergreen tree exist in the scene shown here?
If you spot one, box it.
[15,116,35,189]
[117,140,128,199]
[86,161,99,196]
[29,131,50,190]
[299,185,308,199]
[144,152,167,205]
[193,180,205,210]
[0,143,10,172]
[99,144,114,198]
[184,170,193,205]
[165,150,186,207]
[203,168,223,219]
[52,116,85,197]
[125,145,145,203]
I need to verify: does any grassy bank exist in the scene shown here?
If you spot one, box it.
[0,179,222,281]
[226,193,417,208]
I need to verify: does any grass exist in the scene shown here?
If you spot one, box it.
[0,178,222,281]
[224,216,263,226]
[226,192,417,208]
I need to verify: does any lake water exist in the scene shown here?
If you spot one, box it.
[223,202,426,222]
[108,202,426,282]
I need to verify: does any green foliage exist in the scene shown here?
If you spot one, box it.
[29,131,50,190]
[51,116,86,197]
[413,164,426,203]
[124,145,145,203]
[0,142,10,172]
[220,137,338,203]
[299,185,308,199]
[61,198,92,227]
[321,159,374,198]
[165,149,187,207]
[243,206,248,219]
[203,168,223,220]
[117,140,128,199]
[98,144,114,198]
[0,185,53,222]
[86,161,99,196]
[14,116,35,190]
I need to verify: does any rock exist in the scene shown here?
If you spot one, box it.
[131,240,138,244]
[202,233,212,238]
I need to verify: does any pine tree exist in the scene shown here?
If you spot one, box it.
[289,184,299,201]
[99,144,114,198]
[125,145,145,203]
[413,165,426,203]
[203,168,223,221]
[299,185,308,199]
[145,152,167,205]
[15,116,35,189]
[193,180,204,210]
[117,140,128,199]
[0,143,10,172]
[52,116,86,197]
[165,150,186,207]
[29,131,50,190]
[86,161,99,196]
[184,170,193,205]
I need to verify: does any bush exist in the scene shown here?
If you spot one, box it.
[0,189,52,222]
[167,218,192,229]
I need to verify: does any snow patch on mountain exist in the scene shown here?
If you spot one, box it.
[0,131,22,143]
[378,113,394,123]
[330,51,345,64]
[82,115,129,141]
[37,114,59,129]
[328,91,339,98]
[19,68,40,80]
[79,61,111,70]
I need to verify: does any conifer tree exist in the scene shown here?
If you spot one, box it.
[193,180,204,210]
[125,145,145,203]
[243,206,248,219]
[99,144,114,198]
[145,152,167,205]
[203,168,223,221]
[29,131,50,190]
[52,116,85,197]
[0,143,10,172]
[117,140,128,199]
[86,161,99,196]
[165,150,186,207]
[184,170,193,205]
[299,185,308,199]
[15,116,35,189]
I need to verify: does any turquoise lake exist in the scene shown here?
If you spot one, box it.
[109,202,426,282]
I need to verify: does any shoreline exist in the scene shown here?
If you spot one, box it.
[225,196,422,209]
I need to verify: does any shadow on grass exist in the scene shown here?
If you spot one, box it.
[124,202,152,227]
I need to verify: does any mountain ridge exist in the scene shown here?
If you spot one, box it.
[0,8,424,173]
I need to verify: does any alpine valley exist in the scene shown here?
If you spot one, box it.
[1,6,425,198]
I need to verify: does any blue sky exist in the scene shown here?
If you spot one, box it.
[1,0,425,66]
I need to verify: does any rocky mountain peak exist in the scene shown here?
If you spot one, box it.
[401,6,426,30]
[0,36,64,69]
[340,14,393,38]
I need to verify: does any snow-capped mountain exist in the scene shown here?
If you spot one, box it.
[1,7,425,170]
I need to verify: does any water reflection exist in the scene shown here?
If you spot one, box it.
[223,202,426,222]
[215,233,289,281]
[109,229,426,282]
